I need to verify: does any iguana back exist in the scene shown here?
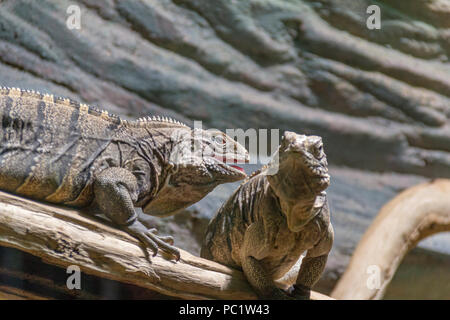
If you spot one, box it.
[0,87,122,206]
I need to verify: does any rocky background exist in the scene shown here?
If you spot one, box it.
[0,0,449,298]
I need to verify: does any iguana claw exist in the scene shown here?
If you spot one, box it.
[146,230,180,260]
[266,288,296,300]
[146,229,174,244]
[125,221,180,261]
[288,284,311,300]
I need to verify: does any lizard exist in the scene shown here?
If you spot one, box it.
[201,131,333,299]
[0,86,249,261]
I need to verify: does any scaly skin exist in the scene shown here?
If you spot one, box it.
[201,131,333,299]
[0,86,249,260]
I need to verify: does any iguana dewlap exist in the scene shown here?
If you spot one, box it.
[0,86,249,260]
[201,131,333,299]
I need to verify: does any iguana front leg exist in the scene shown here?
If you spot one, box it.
[292,224,334,299]
[93,167,180,260]
[241,223,293,300]
[292,254,328,299]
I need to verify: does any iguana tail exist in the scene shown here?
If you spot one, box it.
[331,179,450,300]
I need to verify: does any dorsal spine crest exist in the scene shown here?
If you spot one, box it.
[241,164,268,185]
[0,86,187,128]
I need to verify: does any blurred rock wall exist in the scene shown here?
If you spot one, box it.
[0,0,449,298]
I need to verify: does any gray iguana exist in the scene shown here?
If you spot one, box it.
[201,131,333,299]
[0,86,249,260]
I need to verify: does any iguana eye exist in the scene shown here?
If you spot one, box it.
[312,143,324,159]
[214,135,226,145]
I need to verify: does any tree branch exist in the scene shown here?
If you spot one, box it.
[331,179,450,300]
[0,191,331,300]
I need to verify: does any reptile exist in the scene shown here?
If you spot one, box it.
[201,131,333,299]
[0,86,249,261]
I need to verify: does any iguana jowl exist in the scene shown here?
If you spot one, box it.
[0,86,249,260]
[201,131,333,299]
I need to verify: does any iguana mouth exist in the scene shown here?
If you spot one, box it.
[211,153,249,177]
[308,164,329,180]
[231,165,245,173]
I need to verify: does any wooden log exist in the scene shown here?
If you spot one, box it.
[0,285,49,300]
[0,191,331,300]
[331,179,450,300]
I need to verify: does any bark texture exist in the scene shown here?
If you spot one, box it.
[0,190,331,300]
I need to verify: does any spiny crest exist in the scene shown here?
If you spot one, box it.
[0,85,122,125]
[135,115,189,128]
[0,86,188,128]
[241,164,268,185]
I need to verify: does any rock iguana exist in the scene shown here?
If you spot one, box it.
[201,131,333,299]
[0,86,249,260]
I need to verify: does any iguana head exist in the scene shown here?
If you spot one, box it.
[265,131,330,231]
[143,126,249,217]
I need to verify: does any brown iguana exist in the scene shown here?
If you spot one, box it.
[201,131,333,299]
[0,86,249,260]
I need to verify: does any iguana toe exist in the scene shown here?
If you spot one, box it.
[153,235,175,245]
[266,288,296,300]
[288,284,311,300]
[146,231,180,260]
[124,221,180,261]
[126,226,159,256]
